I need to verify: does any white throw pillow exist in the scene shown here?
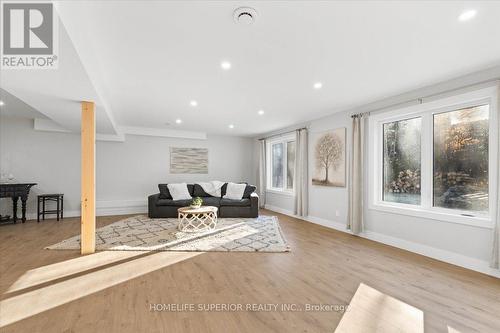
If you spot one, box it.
[223,182,246,200]
[167,183,192,201]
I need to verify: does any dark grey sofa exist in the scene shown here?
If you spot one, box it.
[148,183,259,218]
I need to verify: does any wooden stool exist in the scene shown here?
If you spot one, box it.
[37,194,64,222]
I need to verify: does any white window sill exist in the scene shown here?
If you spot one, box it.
[369,203,493,229]
[266,189,295,197]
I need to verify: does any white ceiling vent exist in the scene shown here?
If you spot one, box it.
[233,7,258,25]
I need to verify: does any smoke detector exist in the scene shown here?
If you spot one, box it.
[233,7,258,25]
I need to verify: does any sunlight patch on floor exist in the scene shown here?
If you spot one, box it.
[0,250,201,328]
[7,251,145,293]
[107,222,259,251]
[335,283,424,333]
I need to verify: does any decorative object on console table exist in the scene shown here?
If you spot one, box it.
[37,194,64,222]
[0,183,37,224]
[311,127,346,187]
[170,147,208,174]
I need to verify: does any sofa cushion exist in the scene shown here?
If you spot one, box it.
[187,184,195,196]
[223,182,246,200]
[156,199,192,207]
[167,183,192,200]
[193,184,211,197]
[243,185,257,198]
[221,183,256,198]
[158,184,195,199]
[198,197,221,207]
[221,182,249,196]
[220,198,251,207]
[158,184,172,199]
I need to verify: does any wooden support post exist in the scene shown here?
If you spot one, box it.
[81,101,96,254]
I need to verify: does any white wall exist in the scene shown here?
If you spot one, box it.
[1,117,80,218]
[258,82,500,277]
[0,116,255,218]
[263,111,351,222]
[307,112,351,224]
[266,192,295,212]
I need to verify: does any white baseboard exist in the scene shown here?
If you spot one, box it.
[264,205,500,278]
[264,204,295,217]
[305,215,352,233]
[23,199,147,221]
[264,204,350,232]
[25,210,80,221]
[361,229,500,278]
[96,199,147,216]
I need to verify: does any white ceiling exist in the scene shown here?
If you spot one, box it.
[0,88,46,119]
[2,1,500,137]
[1,25,118,134]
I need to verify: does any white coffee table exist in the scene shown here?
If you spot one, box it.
[177,206,218,233]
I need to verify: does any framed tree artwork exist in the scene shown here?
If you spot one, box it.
[311,127,346,187]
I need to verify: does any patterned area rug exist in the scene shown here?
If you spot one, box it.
[46,215,290,252]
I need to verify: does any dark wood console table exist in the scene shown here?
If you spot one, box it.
[0,183,37,224]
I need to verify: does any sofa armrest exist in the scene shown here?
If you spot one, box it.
[148,193,160,217]
[250,192,259,217]
[149,193,160,202]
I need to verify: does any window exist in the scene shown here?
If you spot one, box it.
[271,142,284,188]
[370,86,498,226]
[433,105,489,213]
[267,135,295,193]
[383,117,422,205]
[287,141,295,190]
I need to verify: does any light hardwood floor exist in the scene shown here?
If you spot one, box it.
[1,210,499,332]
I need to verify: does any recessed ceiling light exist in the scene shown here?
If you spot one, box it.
[221,61,231,70]
[258,110,265,115]
[313,82,323,89]
[190,100,198,107]
[228,124,234,129]
[175,119,182,124]
[0,100,4,106]
[458,9,477,22]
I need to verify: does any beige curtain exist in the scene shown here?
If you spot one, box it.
[492,182,500,269]
[491,87,500,269]
[258,139,267,209]
[348,114,367,234]
[294,128,308,216]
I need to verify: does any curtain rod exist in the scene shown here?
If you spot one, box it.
[258,127,307,141]
[350,78,499,118]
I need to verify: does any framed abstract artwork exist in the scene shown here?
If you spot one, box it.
[170,148,208,174]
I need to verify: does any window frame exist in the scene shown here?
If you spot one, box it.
[369,86,498,229]
[266,134,296,196]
